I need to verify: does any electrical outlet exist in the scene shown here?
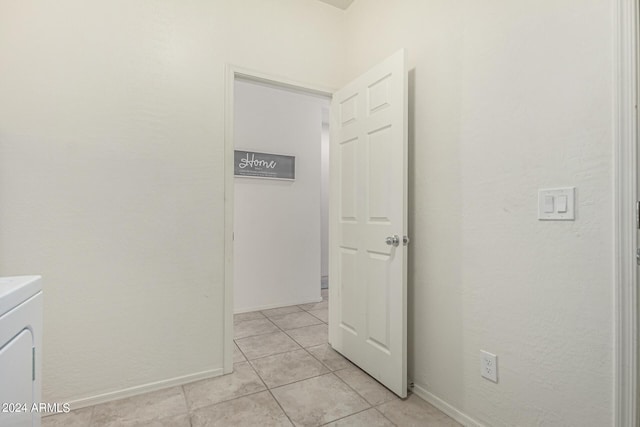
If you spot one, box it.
[480,350,498,383]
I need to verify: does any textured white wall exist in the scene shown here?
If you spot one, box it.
[234,79,327,312]
[344,1,614,426]
[0,0,345,404]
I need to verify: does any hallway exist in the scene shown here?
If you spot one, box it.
[43,290,460,426]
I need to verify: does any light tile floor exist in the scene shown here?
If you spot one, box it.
[43,289,461,426]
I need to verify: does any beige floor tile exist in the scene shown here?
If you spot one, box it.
[307,308,328,323]
[42,407,93,427]
[234,318,279,339]
[191,391,292,427]
[91,387,187,427]
[250,349,329,388]
[377,394,459,427]
[271,373,369,426]
[334,367,397,406]
[298,300,328,311]
[285,324,328,348]
[133,413,191,427]
[234,311,266,323]
[441,419,464,427]
[236,331,302,360]
[183,362,266,411]
[233,342,247,362]
[269,311,323,330]
[306,344,353,371]
[324,408,394,427]
[261,306,303,318]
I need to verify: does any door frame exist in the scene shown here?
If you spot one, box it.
[615,0,639,425]
[223,65,334,373]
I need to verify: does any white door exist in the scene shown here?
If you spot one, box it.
[328,49,408,397]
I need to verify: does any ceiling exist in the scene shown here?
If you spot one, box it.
[316,0,354,10]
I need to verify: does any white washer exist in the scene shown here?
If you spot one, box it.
[0,276,42,427]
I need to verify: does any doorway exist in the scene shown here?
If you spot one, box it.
[223,67,334,373]
[232,77,330,313]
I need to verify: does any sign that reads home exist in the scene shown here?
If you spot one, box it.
[234,150,295,180]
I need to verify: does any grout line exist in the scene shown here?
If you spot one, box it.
[318,407,388,427]
[297,303,327,313]
[260,306,304,318]
[332,367,376,409]
[241,346,304,362]
[88,405,95,427]
[234,329,281,340]
[275,320,325,332]
[263,309,325,352]
[236,332,304,361]
[302,343,348,373]
[244,309,336,390]
[268,308,335,387]
[185,398,194,427]
[244,354,297,426]
[268,371,336,394]
[282,329,309,348]
[267,388,295,425]
[303,348,333,371]
[306,309,328,324]
[281,325,328,349]
[373,406,398,427]
[233,339,250,363]
[188,389,268,415]
[177,385,192,426]
[235,311,306,361]
[242,346,307,363]
[264,369,337,392]
[233,317,280,340]
[245,359,270,393]
[233,305,375,424]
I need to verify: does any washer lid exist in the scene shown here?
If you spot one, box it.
[0,276,42,317]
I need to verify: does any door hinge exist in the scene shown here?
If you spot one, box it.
[32,347,35,381]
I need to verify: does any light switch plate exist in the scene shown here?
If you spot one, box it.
[538,187,575,220]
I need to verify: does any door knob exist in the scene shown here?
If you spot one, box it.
[385,235,400,247]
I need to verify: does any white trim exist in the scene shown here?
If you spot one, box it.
[411,382,485,427]
[223,64,235,375]
[60,368,223,411]
[234,176,296,182]
[232,67,335,98]
[235,298,323,314]
[223,64,334,375]
[614,0,639,426]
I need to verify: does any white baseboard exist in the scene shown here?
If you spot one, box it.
[412,382,485,427]
[62,368,224,412]
[235,298,322,314]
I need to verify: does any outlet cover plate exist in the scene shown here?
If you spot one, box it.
[480,350,498,383]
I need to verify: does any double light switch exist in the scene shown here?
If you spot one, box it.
[538,187,575,220]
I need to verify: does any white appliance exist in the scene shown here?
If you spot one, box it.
[0,276,42,427]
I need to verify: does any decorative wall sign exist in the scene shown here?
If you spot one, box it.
[234,150,295,180]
